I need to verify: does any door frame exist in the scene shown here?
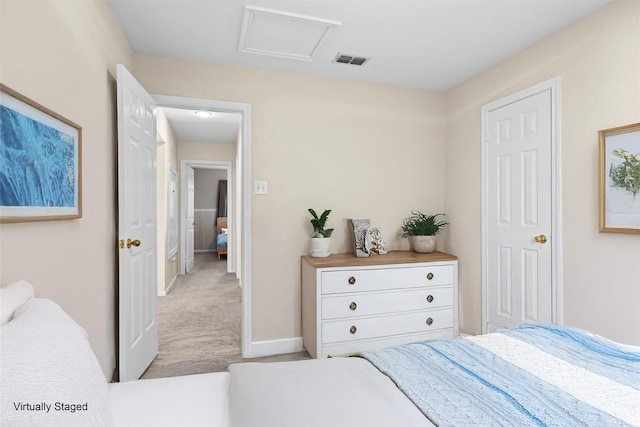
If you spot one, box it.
[180,160,233,274]
[153,94,253,358]
[480,77,564,334]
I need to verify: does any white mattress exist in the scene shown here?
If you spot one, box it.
[109,372,230,427]
[228,357,433,427]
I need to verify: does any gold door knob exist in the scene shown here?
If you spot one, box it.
[349,325,357,334]
[534,234,547,244]
[127,238,141,248]
[427,272,434,280]
[348,276,356,285]
[426,295,434,303]
[426,317,434,326]
[349,302,357,311]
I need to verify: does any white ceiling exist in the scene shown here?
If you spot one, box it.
[161,107,242,144]
[109,0,612,143]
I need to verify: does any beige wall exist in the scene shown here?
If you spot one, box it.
[0,0,134,377]
[138,57,447,341]
[156,109,180,294]
[179,141,238,163]
[445,0,640,345]
[194,168,227,210]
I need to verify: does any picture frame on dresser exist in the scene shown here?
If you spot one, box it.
[0,84,82,223]
[301,251,458,358]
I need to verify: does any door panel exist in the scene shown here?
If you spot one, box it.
[117,64,158,381]
[486,89,553,332]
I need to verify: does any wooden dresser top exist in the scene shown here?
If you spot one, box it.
[301,251,457,268]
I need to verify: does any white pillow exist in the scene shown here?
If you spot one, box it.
[0,280,35,325]
[0,299,113,426]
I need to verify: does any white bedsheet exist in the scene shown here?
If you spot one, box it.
[228,357,433,427]
[109,372,230,427]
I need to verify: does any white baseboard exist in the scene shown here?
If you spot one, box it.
[159,275,178,296]
[249,337,304,358]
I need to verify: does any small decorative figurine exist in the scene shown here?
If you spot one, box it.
[366,227,389,255]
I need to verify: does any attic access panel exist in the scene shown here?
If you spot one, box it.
[239,6,341,61]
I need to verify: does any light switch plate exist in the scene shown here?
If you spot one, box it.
[254,180,268,194]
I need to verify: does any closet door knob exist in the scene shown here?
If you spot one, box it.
[427,272,434,280]
[348,276,356,285]
[349,302,357,311]
[534,234,548,244]
[426,295,434,303]
[349,325,357,334]
[426,317,433,326]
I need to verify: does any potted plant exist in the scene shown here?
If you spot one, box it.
[401,211,448,253]
[308,209,334,257]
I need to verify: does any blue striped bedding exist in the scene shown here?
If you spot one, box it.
[361,324,640,426]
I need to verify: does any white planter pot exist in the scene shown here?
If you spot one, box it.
[409,235,437,253]
[310,237,331,257]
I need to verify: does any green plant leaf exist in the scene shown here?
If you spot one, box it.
[401,211,448,237]
[308,209,333,237]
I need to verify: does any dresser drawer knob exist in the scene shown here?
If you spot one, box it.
[349,302,357,311]
[426,317,433,326]
[426,295,434,303]
[348,276,356,285]
[350,325,357,334]
[427,272,434,280]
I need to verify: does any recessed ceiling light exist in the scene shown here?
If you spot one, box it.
[195,110,213,118]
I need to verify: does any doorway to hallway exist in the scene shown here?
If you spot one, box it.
[154,94,254,358]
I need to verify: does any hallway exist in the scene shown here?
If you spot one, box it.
[141,253,308,379]
[142,253,240,378]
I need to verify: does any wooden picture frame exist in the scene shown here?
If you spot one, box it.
[0,84,82,223]
[599,122,640,233]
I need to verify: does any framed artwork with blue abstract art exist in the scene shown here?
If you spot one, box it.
[1,84,82,222]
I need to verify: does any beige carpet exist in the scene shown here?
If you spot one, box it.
[141,252,308,379]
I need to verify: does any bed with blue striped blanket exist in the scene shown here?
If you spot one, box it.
[361,324,640,426]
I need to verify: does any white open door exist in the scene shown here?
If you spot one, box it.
[117,64,158,381]
[185,165,195,273]
[482,80,561,333]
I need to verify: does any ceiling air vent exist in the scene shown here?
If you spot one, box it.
[333,53,370,66]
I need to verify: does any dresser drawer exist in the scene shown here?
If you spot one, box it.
[321,286,454,320]
[321,265,454,294]
[322,308,454,344]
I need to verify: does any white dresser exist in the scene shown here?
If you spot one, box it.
[301,251,458,358]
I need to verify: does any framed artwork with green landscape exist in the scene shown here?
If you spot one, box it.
[599,123,640,234]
